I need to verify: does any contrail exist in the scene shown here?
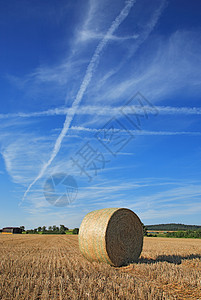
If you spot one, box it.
[22,0,136,201]
[69,126,201,136]
[2,105,201,120]
[94,0,167,88]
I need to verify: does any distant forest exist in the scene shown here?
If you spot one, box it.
[146,223,201,231]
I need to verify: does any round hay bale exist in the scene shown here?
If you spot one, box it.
[78,208,143,267]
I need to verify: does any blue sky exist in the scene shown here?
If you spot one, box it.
[1,0,201,229]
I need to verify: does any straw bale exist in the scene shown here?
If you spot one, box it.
[79,208,143,266]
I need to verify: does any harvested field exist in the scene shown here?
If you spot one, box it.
[0,235,200,299]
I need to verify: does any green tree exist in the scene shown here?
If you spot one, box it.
[48,226,53,231]
[20,226,25,232]
[72,228,79,235]
[52,225,57,231]
[42,226,46,233]
[60,225,68,232]
[196,229,201,238]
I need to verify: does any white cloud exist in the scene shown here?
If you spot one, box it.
[1,135,53,185]
[129,184,201,212]
[69,126,201,137]
[85,28,201,107]
[140,203,201,221]
[1,104,201,119]
[22,0,137,200]
[2,0,201,228]
[78,30,139,42]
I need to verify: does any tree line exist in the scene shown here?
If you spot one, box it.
[142,224,201,238]
[146,223,201,231]
[165,229,201,239]
[20,225,79,235]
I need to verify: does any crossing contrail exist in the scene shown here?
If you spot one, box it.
[69,126,201,136]
[22,0,136,201]
[2,105,201,120]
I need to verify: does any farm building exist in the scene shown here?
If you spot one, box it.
[2,227,22,234]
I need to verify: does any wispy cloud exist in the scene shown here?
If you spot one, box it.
[86,28,201,107]
[22,0,137,201]
[140,203,201,221]
[135,184,201,222]
[69,126,201,136]
[1,134,54,185]
[86,0,167,94]
[2,0,201,227]
[78,30,139,42]
[7,0,167,112]
[133,184,201,207]
[25,177,201,225]
[1,105,201,119]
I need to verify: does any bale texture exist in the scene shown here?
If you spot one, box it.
[79,208,143,267]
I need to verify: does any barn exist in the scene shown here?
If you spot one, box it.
[2,227,22,234]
